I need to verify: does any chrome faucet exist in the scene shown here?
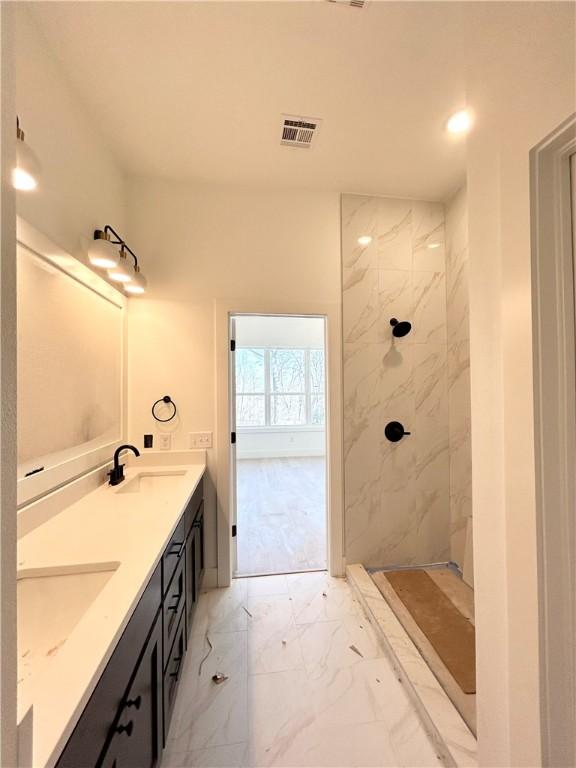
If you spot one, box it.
[108,444,140,486]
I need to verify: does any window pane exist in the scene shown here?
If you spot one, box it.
[236,348,265,393]
[311,394,325,425]
[270,349,305,393]
[236,394,265,426]
[271,394,306,426]
[310,349,325,394]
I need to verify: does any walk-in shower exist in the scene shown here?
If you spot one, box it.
[342,188,473,732]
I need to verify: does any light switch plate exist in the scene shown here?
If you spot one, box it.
[158,433,171,451]
[189,431,213,449]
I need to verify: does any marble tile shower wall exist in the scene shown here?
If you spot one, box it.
[445,186,472,569]
[342,194,450,567]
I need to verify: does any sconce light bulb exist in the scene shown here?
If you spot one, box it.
[124,268,147,295]
[88,235,120,270]
[13,122,41,191]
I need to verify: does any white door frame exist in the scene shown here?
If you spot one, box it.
[530,113,576,767]
[215,299,344,587]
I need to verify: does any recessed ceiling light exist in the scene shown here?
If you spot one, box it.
[427,242,441,250]
[357,235,372,246]
[446,109,473,135]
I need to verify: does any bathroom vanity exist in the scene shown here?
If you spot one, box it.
[17,457,206,768]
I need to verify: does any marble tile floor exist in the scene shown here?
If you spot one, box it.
[162,572,445,768]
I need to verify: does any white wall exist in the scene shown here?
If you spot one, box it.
[1,5,18,765]
[237,429,325,460]
[125,179,341,575]
[14,4,125,260]
[463,4,575,766]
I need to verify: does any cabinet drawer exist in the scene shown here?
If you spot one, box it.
[163,554,185,669]
[163,611,186,742]
[184,477,204,537]
[162,516,186,596]
[185,530,194,631]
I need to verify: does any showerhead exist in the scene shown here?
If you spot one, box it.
[390,318,412,338]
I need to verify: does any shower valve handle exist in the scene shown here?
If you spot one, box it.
[385,421,411,442]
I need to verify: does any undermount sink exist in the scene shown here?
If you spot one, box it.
[115,470,187,495]
[18,562,119,684]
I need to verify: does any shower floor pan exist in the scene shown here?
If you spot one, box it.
[371,565,476,735]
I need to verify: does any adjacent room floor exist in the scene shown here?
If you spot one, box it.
[235,458,327,576]
[161,571,443,768]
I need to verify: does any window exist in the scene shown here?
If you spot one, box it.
[235,347,325,428]
[235,348,265,426]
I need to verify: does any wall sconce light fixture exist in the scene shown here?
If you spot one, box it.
[13,117,41,191]
[89,225,147,295]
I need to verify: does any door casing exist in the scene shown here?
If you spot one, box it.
[530,113,576,767]
[215,299,344,586]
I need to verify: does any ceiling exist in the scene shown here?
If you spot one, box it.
[28,1,469,201]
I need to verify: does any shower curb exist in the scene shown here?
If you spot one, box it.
[346,564,478,768]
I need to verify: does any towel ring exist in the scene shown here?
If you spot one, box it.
[152,395,177,423]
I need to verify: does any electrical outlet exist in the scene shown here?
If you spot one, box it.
[189,431,213,449]
[158,433,171,451]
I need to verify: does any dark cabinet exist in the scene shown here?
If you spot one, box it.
[56,566,162,768]
[99,614,163,768]
[185,529,194,629]
[55,473,204,768]
[163,611,186,741]
[193,504,204,605]
[163,554,185,668]
[185,490,204,633]
[162,516,186,596]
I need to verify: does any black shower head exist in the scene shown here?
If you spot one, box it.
[390,318,412,338]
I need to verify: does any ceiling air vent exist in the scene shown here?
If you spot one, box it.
[280,115,322,149]
[327,0,367,8]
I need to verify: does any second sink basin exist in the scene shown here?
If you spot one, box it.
[115,470,187,495]
[18,562,120,686]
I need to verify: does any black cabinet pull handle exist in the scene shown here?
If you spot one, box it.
[116,721,133,737]
[167,593,182,612]
[170,655,183,679]
[193,519,202,529]
[168,542,185,558]
[125,696,141,710]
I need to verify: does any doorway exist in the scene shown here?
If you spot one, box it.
[229,315,328,577]
[530,115,576,767]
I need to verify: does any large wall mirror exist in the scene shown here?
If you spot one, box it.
[16,220,126,507]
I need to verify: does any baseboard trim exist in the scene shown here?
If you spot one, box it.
[202,567,218,590]
[236,449,325,460]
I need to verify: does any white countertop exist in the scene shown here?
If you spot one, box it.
[17,456,206,768]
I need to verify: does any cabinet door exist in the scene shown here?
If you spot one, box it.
[193,504,204,603]
[99,735,122,768]
[185,529,195,631]
[163,611,186,742]
[100,613,163,768]
[163,554,185,668]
